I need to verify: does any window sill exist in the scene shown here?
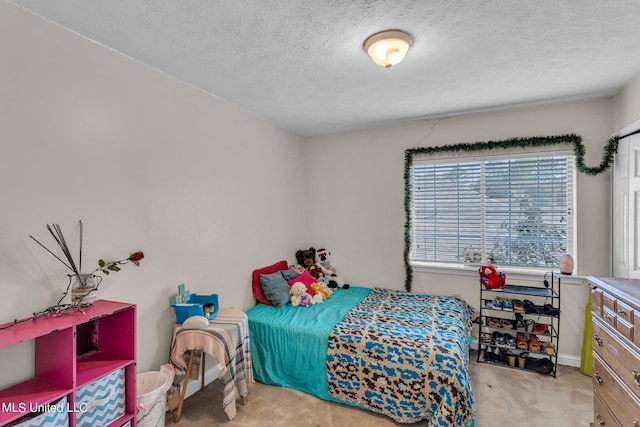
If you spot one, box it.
[409,262,586,285]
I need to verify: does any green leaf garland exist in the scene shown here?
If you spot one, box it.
[403,133,620,292]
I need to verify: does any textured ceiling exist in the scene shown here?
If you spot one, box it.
[8,0,640,136]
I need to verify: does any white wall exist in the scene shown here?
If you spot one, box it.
[0,1,305,383]
[614,73,640,131]
[2,0,637,384]
[304,99,615,362]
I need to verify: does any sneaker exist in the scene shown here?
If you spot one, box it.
[481,332,493,344]
[502,299,513,311]
[492,297,503,310]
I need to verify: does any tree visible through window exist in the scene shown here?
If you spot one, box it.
[409,153,574,269]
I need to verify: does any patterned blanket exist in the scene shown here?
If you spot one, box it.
[170,309,253,420]
[326,288,476,426]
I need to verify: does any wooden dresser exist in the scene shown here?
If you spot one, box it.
[588,276,640,426]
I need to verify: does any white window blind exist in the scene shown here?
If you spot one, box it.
[409,152,575,269]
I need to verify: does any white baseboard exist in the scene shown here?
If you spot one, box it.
[557,353,581,368]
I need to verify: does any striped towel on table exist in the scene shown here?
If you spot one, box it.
[170,308,253,420]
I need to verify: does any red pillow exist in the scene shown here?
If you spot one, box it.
[252,260,288,305]
[287,270,316,296]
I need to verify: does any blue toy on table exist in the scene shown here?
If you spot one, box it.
[172,284,219,323]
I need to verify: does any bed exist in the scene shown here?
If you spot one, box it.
[246,261,477,426]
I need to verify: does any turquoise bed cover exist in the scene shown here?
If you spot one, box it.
[246,286,371,402]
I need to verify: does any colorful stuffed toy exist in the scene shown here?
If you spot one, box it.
[479,265,506,290]
[315,248,350,289]
[318,279,334,296]
[295,247,324,280]
[311,290,324,304]
[310,282,331,300]
[290,282,315,307]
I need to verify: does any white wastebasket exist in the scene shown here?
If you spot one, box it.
[136,364,175,427]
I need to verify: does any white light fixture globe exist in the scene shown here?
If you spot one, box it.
[363,29,413,69]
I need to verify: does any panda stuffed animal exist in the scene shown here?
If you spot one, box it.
[315,248,350,289]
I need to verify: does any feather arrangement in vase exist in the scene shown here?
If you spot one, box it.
[30,220,144,307]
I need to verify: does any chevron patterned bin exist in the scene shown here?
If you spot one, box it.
[75,368,126,427]
[12,396,69,427]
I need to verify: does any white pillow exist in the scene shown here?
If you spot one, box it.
[182,315,209,329]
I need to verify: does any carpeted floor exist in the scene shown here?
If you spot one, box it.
[164,350,593,426]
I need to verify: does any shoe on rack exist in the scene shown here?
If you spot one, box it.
[480,332,493,345]
[502,299,513,311]
[523,319,535,332]
[514,313,525,331]
[525,357,554,374]
[535,358,554,374]
[533,323,549,335]
[543,304,559,316]
[543,342,556,355]
[516,332,529,351]
[515,317,535,332]
[485,346,497,362]
[512,299,525,312]
[492,297,504,310]
[487,317,502,328]
[528,334,542,352]
[517,352,528,369]
[523,299,544,314]
[500,318,514,329]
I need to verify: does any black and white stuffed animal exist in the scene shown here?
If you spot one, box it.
[315,248,349,289]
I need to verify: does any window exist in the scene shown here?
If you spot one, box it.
[409,151,575,269]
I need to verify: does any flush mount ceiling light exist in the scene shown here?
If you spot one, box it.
[363,29,413,69]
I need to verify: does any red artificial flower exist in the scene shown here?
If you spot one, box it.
[128,251,145,266]
[97,250,145,274]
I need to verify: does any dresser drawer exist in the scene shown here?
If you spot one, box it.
[593,390,621,427]
[602,306,617,329]
[603,292,617,313]
[616,299,635,324]
[593,319,640,398]
[592,288,603,317]
[618,316,635,341]
[593,353,640,426]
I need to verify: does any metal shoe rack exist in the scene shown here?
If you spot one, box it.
[477,271,561,377]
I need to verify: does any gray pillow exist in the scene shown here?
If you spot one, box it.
[280,268,301,281]
[260,272,291,308]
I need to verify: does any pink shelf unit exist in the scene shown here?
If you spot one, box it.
[0,300,137,427]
